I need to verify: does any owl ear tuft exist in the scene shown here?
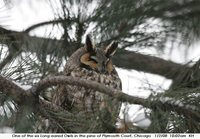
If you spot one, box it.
[85,34,95,53]
[105,41,118,57]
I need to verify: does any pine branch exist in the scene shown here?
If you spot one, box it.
[0,52,13,70]
[150,96,200,122]
[0,27,23,69]
[29,76,145,104]
[0,75,34,104]
[113,50,190,80]
[28,75,200,121]
[0,74,199,126]
[0,26,189,80]
[24,19,67,33]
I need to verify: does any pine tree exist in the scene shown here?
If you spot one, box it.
[0,0,199,133]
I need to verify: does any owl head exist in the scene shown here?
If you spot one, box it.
[79,35,118,74]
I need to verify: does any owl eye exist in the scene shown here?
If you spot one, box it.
[90,56,98,63]
[105,58,110,64]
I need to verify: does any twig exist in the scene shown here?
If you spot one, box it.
[24,19,72,33]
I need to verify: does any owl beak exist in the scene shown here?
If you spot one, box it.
[97,64,107,74]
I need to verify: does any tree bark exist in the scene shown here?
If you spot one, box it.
[0,75,32,104]
[113,50,190,80]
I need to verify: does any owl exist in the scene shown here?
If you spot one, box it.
[51,35,122,132]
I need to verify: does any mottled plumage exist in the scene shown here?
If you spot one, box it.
[51,35,122,132]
